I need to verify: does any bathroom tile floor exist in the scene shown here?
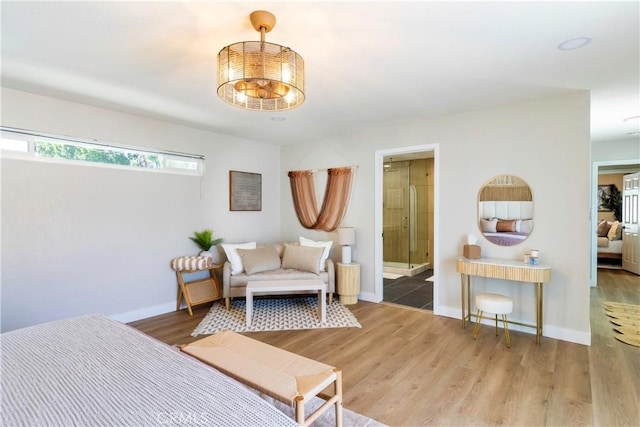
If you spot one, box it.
[383,269,434,310]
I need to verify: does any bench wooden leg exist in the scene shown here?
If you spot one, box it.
[295,396,305,425]
[176,283,183,311]
[335,368,343,427]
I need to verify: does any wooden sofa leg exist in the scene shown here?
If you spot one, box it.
[225,297,230,311]
[328,293,333,305]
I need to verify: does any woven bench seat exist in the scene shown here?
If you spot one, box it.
[181,330,343,426]
[170,255,212,272]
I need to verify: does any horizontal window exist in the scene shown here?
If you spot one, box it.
[1,127,204,176]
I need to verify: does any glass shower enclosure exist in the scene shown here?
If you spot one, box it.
[382,158,432,277]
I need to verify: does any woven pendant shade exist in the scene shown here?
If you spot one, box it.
[217,11,305,111]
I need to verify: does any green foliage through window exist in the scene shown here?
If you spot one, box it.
[34,141,162,169]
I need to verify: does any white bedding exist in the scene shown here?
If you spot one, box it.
[1,315,297,427]
[598,239,623,254]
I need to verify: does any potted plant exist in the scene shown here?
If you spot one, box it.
[189,229,224,258]
[604,184,623,222]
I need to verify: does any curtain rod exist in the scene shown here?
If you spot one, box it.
[289,165,359,173]
[0,126,205,160]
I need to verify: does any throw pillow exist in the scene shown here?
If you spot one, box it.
[520,219,534,234]
[480,218,498,233]
[607,221,620,240]
[237,247,281,275]
[281,244,324,275]
[299,236,333,272]
[496,219,517,232]
[597,219,611,237]
[221,242,257,275]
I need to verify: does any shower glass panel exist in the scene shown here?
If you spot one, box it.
[383,159,430,276]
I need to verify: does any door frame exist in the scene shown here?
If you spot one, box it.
[374,144,440,313]
[591,159,640,285]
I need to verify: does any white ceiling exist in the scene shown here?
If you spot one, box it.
[1,1,639,146]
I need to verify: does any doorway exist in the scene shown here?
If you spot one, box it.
[592,160,640,284]
[381,158,434,309]
[382,159,432,276]
[374,145,439,312]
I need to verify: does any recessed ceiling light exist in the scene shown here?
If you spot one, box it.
[623,115,640,122]
[271,117,286,122]
[557,37,592,51]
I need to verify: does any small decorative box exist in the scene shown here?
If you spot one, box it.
[463,244,481,259]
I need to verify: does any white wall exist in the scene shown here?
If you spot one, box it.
[592,137,639,162]
[281,92,592,345]
[1,88,594,344]
[0,88,281,332]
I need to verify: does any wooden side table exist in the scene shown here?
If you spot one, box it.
[336,262,360,305]
[176,264,222,316]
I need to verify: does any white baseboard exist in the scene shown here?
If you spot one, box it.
[109,302,176,324]
[427,305,591,346]
[358,291,378,303]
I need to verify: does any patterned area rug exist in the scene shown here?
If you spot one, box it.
[604,301,640,347]
[192,297,361,336]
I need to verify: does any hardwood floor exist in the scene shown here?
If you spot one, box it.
[129,269,640,426]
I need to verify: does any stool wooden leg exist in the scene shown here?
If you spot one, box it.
[472,310,482,339]
[502,314,511,348]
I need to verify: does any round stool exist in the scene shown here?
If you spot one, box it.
[472,293,513,348]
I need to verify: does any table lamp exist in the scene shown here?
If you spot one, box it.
[338,227,356,264]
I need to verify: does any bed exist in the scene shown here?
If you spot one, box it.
[479,201,534,246]
[0,315,298,427]
[482,231,530,247]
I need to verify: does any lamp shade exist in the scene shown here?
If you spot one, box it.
[338,227,356,245]
[217,10,304,112]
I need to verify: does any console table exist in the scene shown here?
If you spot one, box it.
[456,257,552,345]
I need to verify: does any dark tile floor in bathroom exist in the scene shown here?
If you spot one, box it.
[383,269,434,310]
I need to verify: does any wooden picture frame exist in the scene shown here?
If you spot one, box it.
[598,184,612,211]
[229,171,262,211]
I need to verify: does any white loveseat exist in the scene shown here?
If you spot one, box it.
[221,242,335,310]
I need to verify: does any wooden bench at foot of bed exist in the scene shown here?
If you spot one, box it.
[181,330,343,427]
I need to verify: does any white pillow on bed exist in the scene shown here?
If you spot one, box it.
[221,242,257,275]
[520,219,534,234]
[480,218,497,233]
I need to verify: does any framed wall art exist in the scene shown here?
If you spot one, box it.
[229,170,262,211]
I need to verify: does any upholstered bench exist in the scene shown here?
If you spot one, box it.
[181,330,343,426]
